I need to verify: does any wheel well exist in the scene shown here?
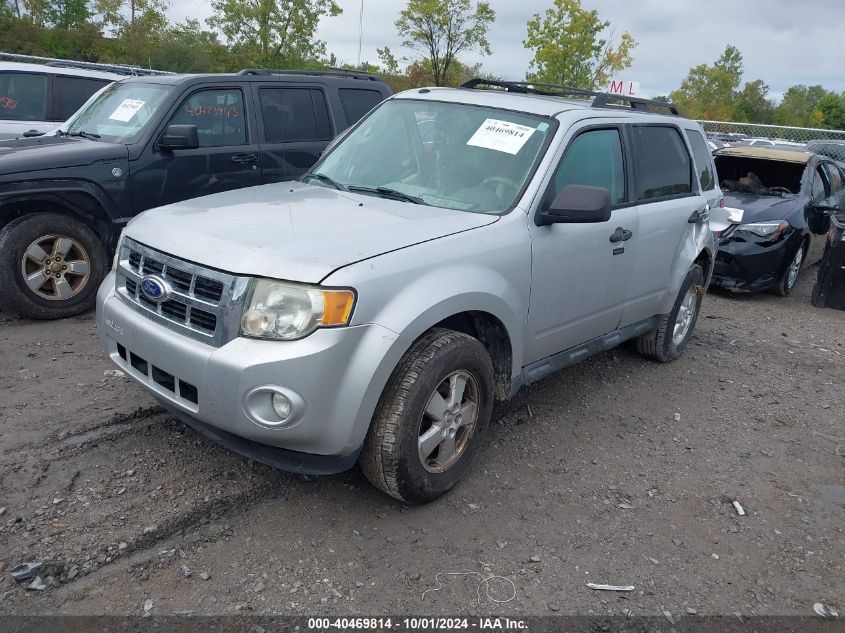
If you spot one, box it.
[0,198,115,249]
[694,249,712,282]
[432,311,513,400]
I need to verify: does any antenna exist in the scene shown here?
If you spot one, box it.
[357,0,364,67]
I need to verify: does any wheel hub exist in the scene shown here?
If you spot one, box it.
[20,234,91,301]
[418,371,479,473]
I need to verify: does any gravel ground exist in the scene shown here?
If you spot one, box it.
[0,267,843,618]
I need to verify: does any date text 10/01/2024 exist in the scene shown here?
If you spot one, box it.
[307,617,528,630]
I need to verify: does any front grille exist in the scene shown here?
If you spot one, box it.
[116,237,246,346]
[116,343,199,406]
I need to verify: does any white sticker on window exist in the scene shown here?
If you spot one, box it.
[467,118,536,155]
[108,99,145,122]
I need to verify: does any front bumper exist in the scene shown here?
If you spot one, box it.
[96,273,403,471]
[712,229,801,292]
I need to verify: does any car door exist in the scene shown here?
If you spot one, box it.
[618,124,707,327]
[525,123,637,363]
[808,161,845,263]
[255,85,333,183]
[131,85,262,212]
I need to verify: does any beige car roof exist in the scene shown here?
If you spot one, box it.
[715,146,813,164]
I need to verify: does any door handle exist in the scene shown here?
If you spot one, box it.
[231,153,258,164]
[609,227,633,242]
[689,205,710,224]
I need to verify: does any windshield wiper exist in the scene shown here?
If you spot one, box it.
[63,130,101,140]
[347,186,427,205]
[302,172,347,191]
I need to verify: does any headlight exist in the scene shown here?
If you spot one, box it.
[735,220,789,238]
[240,279,356,341]
[111,229,126,271]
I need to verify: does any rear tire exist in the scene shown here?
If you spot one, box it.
[360,328,495,504]
[0,213,108,320]
[774,242,805,297]
[635,264,704,363]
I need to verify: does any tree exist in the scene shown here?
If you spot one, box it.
[524,0,636,90]
[94,0,169,64]
[773,85,829,127]
[209,0,341,68]
[669,45,743,120]
[395,0,495,87]
[148,19,232,72]
[44,0,89,27]
[733,79,774,123]
[377,46,400,75]
[815,93,845,130]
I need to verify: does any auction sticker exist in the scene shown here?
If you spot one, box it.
[467,118,535,154]
[108,99,146,122]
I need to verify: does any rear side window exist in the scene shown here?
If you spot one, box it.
[632,126,692,200]
[684,129,716,191]
[259,87,332,143]
[550,128,625,206]
[0,72,48,121]
[169,88,247,147]
[53,76,111,121]
[338,88,383,125]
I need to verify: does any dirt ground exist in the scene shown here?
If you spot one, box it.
[0,267,843,619]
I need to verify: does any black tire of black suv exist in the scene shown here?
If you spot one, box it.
[0,213,108,320]
[360,328,495,504]
[634,264,705,363]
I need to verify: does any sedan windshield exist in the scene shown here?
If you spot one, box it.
[310,99,553,213]
[64,81,173,143]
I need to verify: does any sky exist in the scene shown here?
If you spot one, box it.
[170,0,845,101]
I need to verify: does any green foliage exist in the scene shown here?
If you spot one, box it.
[733,79,774,124]
[208,0,341,68]
[44,0,89,28]
[669,45,745,120]
[524,0,636,90]
[816,93,845,130]
[377,46,400,76]
[774,85,834,128]
[395,0,495,87]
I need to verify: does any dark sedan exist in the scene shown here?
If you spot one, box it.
[712,147,843,295]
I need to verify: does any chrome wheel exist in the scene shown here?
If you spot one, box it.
[786,246,803,290]
[418,370,479,473]
[20,234,91,301]
[672,285,698,347]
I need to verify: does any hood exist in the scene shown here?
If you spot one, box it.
[722,192,804,225]
[125,182,500,283]
[0,135,128,176]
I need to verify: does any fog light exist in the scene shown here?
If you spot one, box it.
[271,392,292,419]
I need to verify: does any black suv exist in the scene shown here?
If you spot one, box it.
[0,69,391,319]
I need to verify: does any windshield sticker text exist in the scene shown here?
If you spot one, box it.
[108,99,146,122]
[467,118,536,155]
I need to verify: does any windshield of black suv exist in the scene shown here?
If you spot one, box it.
[310,99,554,213]
[63,81,173,143]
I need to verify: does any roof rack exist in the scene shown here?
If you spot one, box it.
[461,78,680,116]
[0,51,173,76]
[238,68,382,81]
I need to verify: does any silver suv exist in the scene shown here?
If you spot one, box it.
[97,80,720,503]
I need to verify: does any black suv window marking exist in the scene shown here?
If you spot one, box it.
[168,88,247,147]
[549,128,625,206]
[632,125,693,200]
[684,129,716,192]
[259,87,332,143]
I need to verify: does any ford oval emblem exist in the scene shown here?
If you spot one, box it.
[140,275,170,303]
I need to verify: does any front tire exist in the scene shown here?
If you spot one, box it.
[635,264,704,363]
[0,213,108,320]
[775,242,805,297]
[360,328,495,504]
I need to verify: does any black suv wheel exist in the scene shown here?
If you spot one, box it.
[0,213,108,319]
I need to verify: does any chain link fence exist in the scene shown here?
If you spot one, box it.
[697,120,845,161]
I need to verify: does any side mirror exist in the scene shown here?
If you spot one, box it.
[537,185,612,226]
[814,196,840,214]
[157,124,199,151]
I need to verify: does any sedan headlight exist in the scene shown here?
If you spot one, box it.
[240,279,356,341]
[735,220,789,238]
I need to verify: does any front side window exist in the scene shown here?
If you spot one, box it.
[822,162,844,196]
[65,81,173,143]
[685,129,716,191]
[549,128,625,205]
[632,125,693,200]
[812,168,829,202]
[259,87,331,143]
[311,99,553,214]
[168,88,246,147]
[0,72,48,121]
[54,76,111,121]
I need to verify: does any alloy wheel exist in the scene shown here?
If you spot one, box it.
[20,234,91,301]
[417,370,479,473]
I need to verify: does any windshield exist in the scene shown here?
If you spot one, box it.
[64,81,173,143]
[310,99,553,213]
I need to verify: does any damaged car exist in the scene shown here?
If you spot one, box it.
[712,146,843,295]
